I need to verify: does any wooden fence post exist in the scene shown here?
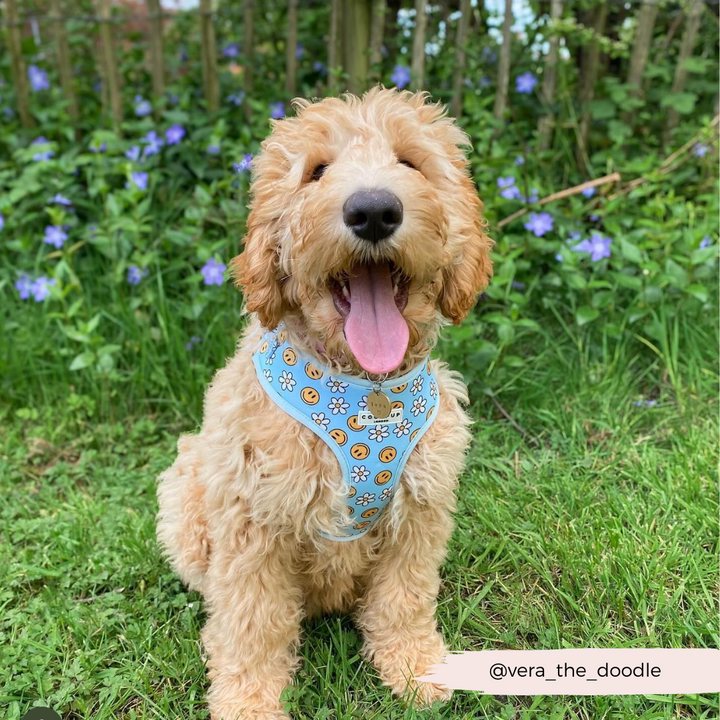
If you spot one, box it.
[328,0,342,93]
[49,0,79,124]
[199,0,219,111]
[286,0,298,96]
[369,0,386,80]
[622,1,659,123]
[450,0,471,118]
[243,0,255,121]
[343,0,371,94]
[147,0,165,103]
[493,0,513,121]
[537,0,563,150]
[5,0,34,128]
[664,0,704,142]
[96,0,123,126]
[576,1,608,170]
[411,0,427,90]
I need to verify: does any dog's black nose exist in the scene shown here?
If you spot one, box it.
[343,190,403,243]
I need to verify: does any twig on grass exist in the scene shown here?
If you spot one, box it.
[497,172,622,229]
[608,114,719,201]
[489,395,541,448]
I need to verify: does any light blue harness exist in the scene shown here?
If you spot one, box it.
[252,326,440,541]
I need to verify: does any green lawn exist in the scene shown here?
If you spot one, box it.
[1,326,718,720]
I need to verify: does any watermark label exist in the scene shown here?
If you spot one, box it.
[415,649,720,695]
[22,709,61,720]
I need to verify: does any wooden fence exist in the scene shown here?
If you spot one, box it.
[0,0,713,153]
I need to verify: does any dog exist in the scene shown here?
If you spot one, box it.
[156,87,493,719]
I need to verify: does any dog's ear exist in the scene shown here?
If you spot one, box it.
[438,180,493,324]
[232,214,286,330]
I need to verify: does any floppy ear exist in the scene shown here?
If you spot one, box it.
[438,189,494,324]
[232,214,287,330]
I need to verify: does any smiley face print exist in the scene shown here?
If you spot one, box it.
[350,443,370,460]
[378,446,397,463]
[300,387,320,405]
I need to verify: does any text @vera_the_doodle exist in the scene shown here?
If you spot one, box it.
[414,649,720,695]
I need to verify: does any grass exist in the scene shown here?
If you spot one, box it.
[1,321,718,720]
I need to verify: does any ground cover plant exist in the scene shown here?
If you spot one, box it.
[1,1,718,718]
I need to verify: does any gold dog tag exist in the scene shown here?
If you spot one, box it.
[367,386,391,419]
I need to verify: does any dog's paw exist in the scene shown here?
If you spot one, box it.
[402,679,453,708]
[210,707,290,720]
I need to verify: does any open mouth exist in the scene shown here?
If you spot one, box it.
[329,261,411,375]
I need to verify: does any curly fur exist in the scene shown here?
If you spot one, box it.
[157,87,493,719]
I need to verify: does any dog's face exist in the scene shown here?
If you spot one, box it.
[234,88,493,376]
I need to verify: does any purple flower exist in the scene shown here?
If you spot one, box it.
[502,186,523,200]
[479,75,492,87]
[227,91,245,106]
[179,49,189,62]
[186,335,202,350]
[44,225,68,249]
[390,65,411,89]
[573,231,612,262]
[296,43,304,60]
[516,72,538,94]
[313,61,327,75]
[511,281,526,291]
[32,137,55,162]
[134,95,152,117]
[700,235,711,248]
[167,92,179,105]
[568,231,582,243]
[143,130,164,157]
[0,212,4,231]
[129,171,149,191]
[234,154,253,173]
[15,274,32,299]
[497,176,523,200]
[165,124,186,145]
[694,143,708,158]
[525,189,539,204]
[589,213,600,222]
[127,265,149,285]
[126,145,141,161]
[481,47,498,64]
[30,276,56,302]
[635,399,658,407]
[28,65,50,92]
[90,142,107,153]
[206,144,221,155]
[201,258,227,286]
[555,253,564,262]
[222,43,240,58]
[270,102,285,119]
[581,187,596,198]
[48,193,72,206]
[515,156,525,166]
[524,212,554,237]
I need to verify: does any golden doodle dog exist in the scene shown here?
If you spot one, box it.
[157,87,493,719]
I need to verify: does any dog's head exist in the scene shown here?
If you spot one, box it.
[234,88,493,376]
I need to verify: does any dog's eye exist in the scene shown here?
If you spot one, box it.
[399,159,417,171]
[311,164,328,182]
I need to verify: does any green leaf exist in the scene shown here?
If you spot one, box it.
[69,351,96,371]
[659,92,696,115]
[620,238,642,264]
[576,306,599,326]
[685,284,708,303]
[588,99,615,120]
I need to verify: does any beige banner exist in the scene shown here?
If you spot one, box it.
[415,649,720,695]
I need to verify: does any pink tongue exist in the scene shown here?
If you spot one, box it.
[344,262,409,374]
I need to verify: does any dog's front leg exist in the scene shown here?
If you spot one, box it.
[201,525,303,720]
[356,500,453,707]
